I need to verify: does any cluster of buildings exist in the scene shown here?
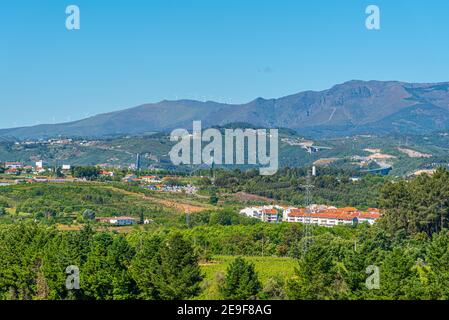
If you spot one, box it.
[99,170,115,178]
[239,205,380,227]
[122,174,161,183]
[143,184,197,194]
[96,216,152,226]
[2,161,71,175]
[3,162,25,175]
[15,138,73,146]
[96,216,137,226]
[239,205,284,223]
[122,175,198,194]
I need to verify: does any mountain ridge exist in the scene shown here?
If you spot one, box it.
[2,80,449,139]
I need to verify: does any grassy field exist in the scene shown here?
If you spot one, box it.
[199,256,297,300]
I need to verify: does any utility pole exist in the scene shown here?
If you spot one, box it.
[135,153,141,176]
[186,208,191,228]
[301,148,314,255]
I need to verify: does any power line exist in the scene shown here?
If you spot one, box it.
[300,149,314,255]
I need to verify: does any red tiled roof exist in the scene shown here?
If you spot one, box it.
[358,212,381,219]
[262,209,278,215]
[333,207,358,214]
[309,211,359,221]
[287,207,381,221]
[287,208,306,217]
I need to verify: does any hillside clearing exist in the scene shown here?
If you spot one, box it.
[109,186,212,213]
[398,147,432,158]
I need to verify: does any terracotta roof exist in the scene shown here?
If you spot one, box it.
[310,211,359,221]
[358,212,381,219]
[334,207,358,213]
[262,209,278,215]
[286,207,381,221]
[287,208,307,217]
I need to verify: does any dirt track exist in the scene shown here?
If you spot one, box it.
[110,187,210,213]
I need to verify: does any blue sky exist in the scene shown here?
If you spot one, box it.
[1,0,449,128]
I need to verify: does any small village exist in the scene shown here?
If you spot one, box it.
[0,160,197,194]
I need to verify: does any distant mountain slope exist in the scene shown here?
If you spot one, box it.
[2,80,449,139]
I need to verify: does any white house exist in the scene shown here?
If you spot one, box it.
[36,161,44,169]
[260,208,279,223]
[283,208,306,223]
[5,162,23,169]
[97,216,137,226]
[110,217,136,226]
[239,205,280,223]
[357,209,381,225]
[239,207,263,219]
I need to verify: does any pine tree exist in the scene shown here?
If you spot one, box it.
[129,235,162,299]
[426,231,449,299]
[219,257,261,300]
[152,233,203,300]
[139,210,144,225]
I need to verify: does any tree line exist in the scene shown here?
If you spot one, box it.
[0,222,270,300]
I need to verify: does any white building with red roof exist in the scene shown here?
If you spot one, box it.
[239,205,281,223]
[96,216,137,226]
[283,206,381,227]
[241,204,380,227]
